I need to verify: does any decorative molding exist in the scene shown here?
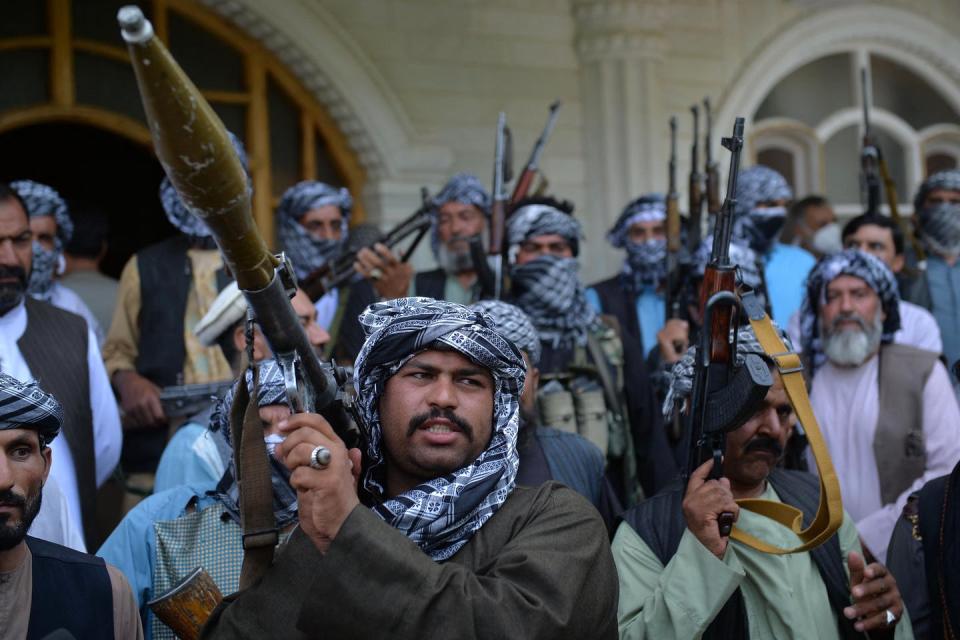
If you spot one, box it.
[199,0,453,192]
[573,0,667,61]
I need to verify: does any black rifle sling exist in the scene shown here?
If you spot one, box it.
[233,363,279,589]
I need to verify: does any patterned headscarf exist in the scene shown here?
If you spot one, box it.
[159,131,250,239]
[471,300,542,366]
[11,180,73,246]
[428,173,491,256]
[510,255,598,350]
[799,249,901,372]
[918,202,960,258]
[353,297,525,561]
[0,372,62,446]
[663,323,791,420]
[210,360,298,528]
[11,180,73,300]
[507,203,582,256]
[608,194,668,292]
[731,165,794,254]
[913,169,960,213]
[276,181,353,279]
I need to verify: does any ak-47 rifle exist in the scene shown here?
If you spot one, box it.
[665,117,683,323]
[487,112,513,299]
[704,98,721,217]
[510,101,561,206]
[684,117,773,537]
[159,381,234,419]
[300,190,432,302]
[859,68,925,262]
[119,5,352,636]
[689,105,705,249]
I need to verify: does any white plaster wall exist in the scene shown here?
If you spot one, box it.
[209,0,960,282]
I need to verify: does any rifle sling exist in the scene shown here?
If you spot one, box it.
[233,364,279,589]
[727,308,844,555]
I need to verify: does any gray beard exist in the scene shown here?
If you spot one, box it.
[437,237,477,275]
[821,308,884,367]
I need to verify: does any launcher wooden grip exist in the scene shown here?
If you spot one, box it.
[148,567,223,640]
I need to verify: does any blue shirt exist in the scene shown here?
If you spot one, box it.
[764,243,816,323]
[585,285,665,356]
[153,423,225,494]
[926,255,960,368]
[96,485,216,637]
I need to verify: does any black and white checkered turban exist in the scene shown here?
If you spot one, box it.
[471,299,541,366]
[799,249,900,372]
[210,360,299,528]
[913,169,960,212]
[276,181,352,278]
[507,203,582,256]
[11,180,73,247]
[0,373,62,445]
[353,297,525,561]
[159,131,250,239]
[428,173,491,256]
[607,194,667,249]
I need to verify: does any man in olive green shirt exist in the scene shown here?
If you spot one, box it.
[613,325,911,640]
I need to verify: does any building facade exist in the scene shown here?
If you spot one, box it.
[2,0,959,280]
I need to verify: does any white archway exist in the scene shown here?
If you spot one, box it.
[715,5,960,147]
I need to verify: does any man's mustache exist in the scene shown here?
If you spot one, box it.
[827,312,868,334]
[743,436,784,458]
[0,489,27,509]
[408,407,474,441]
[0,265,27,285]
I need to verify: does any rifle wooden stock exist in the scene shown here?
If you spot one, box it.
[699,267,736,364]
[509,100,560,206]
[510,170,537,207]
[148,567,223,640]
[704,98,721,215]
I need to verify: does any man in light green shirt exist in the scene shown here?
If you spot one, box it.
[613,325,911,640]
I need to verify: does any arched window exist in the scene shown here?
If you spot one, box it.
[0,0,365,273]
[751,49,960,215]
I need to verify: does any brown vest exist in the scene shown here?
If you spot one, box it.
[18,297,95,544]
[875,343,938,505]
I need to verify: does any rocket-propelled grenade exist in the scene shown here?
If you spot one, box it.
[118,5,275,292]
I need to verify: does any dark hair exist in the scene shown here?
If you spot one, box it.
[841,214,904,255]
[0,182,28,220]
[509,195,575,216]
[65,202,109,258]
[781,195,830,243]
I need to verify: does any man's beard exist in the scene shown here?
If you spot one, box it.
[0,486,43,551]
[0,265,27,314]
[821,307,884,367]
[437,235,480,276]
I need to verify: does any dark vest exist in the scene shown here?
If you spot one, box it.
[18,298,96,545]
[876,343,938,505]
[623,469,861,640]
[25,536,114,640]
[918,463,960,640]
[590,275,641,346]
[326,279,378,364]
[135,235,194,387]
[413,268,447,300]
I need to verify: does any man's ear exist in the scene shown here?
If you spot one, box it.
[892,253,905,274]
[41,445,52,482]
[528,366,540,390]
[232,324,246,354]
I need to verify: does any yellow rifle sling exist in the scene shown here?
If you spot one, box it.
[724,311,845,554]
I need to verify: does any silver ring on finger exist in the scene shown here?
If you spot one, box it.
[309,445,332,470]
[369,267,384,281]
[885,609,897,626]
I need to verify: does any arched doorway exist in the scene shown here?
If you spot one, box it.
[0,0,366,272]
[0,122,168,277]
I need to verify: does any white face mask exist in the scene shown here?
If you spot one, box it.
[810,222,842,256]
